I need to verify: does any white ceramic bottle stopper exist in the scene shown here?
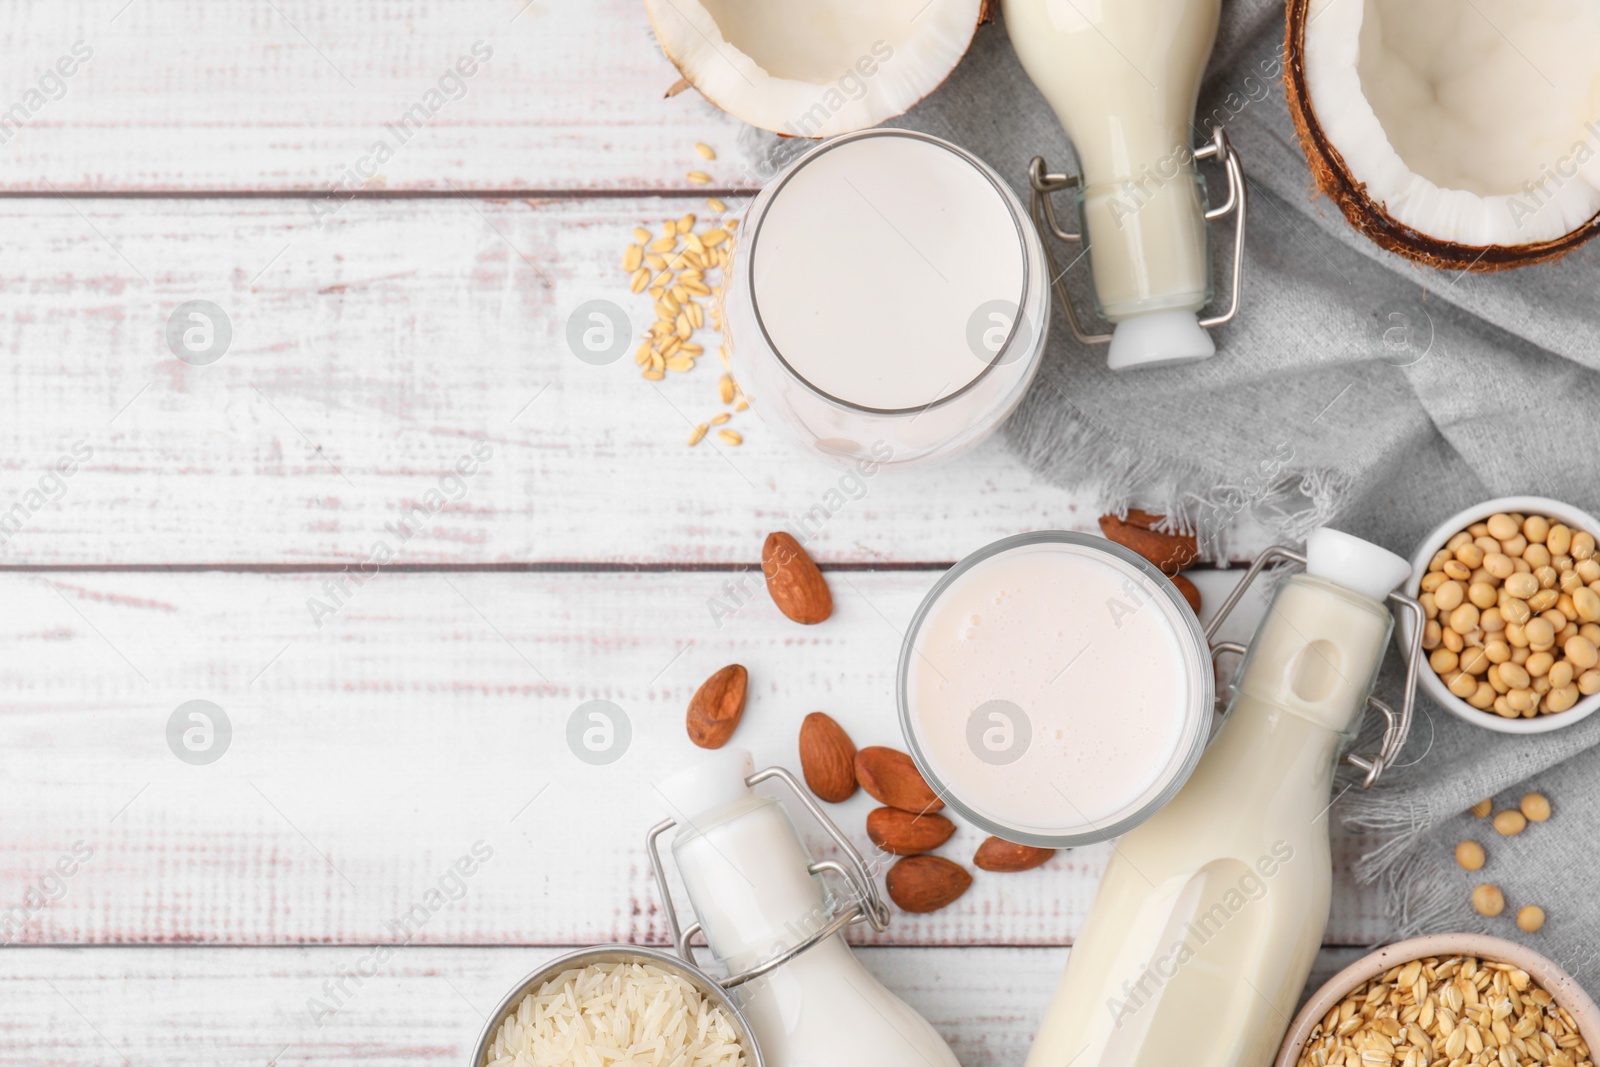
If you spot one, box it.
[1303,527,1413,602]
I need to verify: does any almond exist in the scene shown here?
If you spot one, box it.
[1099,512,1199,575]
[854,747,943,813]
[1170,573,1202,615]
[762,532,832,624]
[798,711,857,802]
[867,807,956,856]
[973,836,1055,872]
[685,664,747,749]
[885,855,972,913]
[1120,508,1170,530]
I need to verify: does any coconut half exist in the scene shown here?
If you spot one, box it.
[645,0,990,139]
[1287,0,1600,271]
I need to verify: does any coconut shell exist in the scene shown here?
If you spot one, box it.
[1283,0,1600,272]
[647,0,991,140]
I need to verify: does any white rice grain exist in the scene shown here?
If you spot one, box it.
[485,959,748,1067]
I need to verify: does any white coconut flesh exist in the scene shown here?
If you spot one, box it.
[645,0,985,138]
[1304,0,1600,247]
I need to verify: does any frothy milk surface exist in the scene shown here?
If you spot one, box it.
[907,543,1194,834]
[750,133,1026,411]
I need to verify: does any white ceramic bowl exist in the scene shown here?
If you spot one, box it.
[1406,495,1600,734]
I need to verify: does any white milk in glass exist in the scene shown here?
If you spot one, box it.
[725,130,1049,466]
[899,534,1213,846]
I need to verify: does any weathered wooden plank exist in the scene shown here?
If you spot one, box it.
[0,568,1390,947]
[0,944,1368,1066]
[0,195,1272,567]
[0,0,751,193]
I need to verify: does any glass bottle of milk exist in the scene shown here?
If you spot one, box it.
[1025,529,1421,1067]
[1004,0,1239,370]
[652,749,963,1067]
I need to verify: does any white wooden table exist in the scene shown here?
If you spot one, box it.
[0,3,1389,1062]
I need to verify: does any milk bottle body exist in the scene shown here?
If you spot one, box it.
[1002,0,1219,320]
[672,792,963,1067]
[1025,574,1395,1067]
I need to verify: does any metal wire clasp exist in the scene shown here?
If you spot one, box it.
[1201,545,1426,788]
[1027,124,1248,346]
[645,765,890,989]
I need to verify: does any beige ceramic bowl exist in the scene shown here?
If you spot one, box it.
[1406,495,1600,734]
[1275,934,1600,1067]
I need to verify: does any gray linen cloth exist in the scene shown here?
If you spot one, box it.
[752,1,1600,983]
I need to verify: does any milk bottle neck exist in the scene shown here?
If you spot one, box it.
[1229,574,1395,743]
[671,794,839,974]
[1003,0,1229,365]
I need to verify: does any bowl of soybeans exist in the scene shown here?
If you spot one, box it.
[1408,497,1600,733]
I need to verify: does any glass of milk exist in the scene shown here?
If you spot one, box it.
[722,129,1050,467]
[897,532,1215,847]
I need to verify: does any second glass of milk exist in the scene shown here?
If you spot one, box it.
[722,129,1049,467]
[897,532,1215,847]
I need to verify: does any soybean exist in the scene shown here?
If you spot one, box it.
[1487,513,1520,540]
[1525,617,1556,650]
[1472,883,1506,917]
[1566,635,1599,670]
[1506,572,1540,599]
[1449,603,1481,635]
[1493,809,1527,836]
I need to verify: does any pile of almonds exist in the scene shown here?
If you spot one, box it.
[1295,955,1592,1067]
[620,141,749,447]
[796,712,976,914]
[798,712,1054,914]
[1458,792,1553,934]
[1098,511,1204,616]
[685,659,1026,915]
[1419,512,1600,719]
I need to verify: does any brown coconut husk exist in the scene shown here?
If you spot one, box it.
[1283,0,1600,273]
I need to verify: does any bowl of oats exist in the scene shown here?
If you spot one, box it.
[1276,934,1599,1067]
